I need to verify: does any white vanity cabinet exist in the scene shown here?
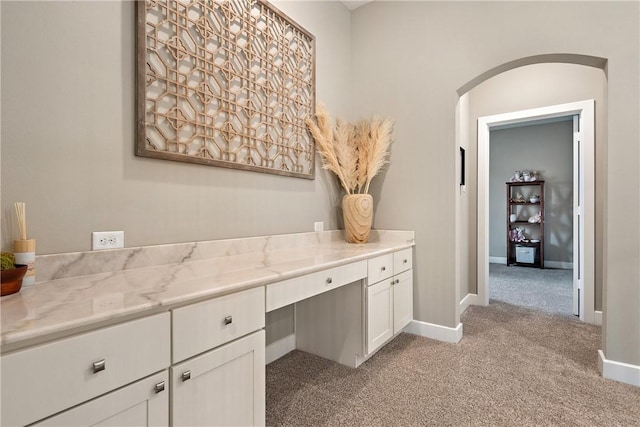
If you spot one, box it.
[170,287,266,426]
[1,313,171,427]
[366,248,413,354]
[295,248,414,368]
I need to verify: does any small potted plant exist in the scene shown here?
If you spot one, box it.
[1,252,28,296]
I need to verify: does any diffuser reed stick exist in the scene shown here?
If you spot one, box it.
[13,202,36,286]
[14,202,27,240]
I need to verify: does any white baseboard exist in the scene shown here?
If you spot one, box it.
[488,257,572,270]
[405,320,463,343]
[459,293,480,314]
[265,333,296,364]
[544,260,573,270]
[598,350,640,387]
[594,310,602,326]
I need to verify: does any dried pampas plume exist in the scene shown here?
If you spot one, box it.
[305,103,394,194]
[305,104,349,193]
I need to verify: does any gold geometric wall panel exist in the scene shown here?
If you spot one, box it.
[136,0,316,178]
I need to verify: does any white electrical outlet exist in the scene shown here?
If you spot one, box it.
[92,231,124,250]
[314,221,324,232]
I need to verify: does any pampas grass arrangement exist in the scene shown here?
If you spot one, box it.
[305,104,394,194]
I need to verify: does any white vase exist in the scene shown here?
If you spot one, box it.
[509,214,517,223]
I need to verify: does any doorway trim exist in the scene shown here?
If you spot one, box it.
[477,100,595,323]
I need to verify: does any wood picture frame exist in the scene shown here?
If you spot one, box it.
[136,0,316,179]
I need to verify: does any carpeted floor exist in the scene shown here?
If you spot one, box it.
[266,301,640,426]
[489,263,573,317]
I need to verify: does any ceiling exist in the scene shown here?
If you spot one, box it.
[340,1,374,11]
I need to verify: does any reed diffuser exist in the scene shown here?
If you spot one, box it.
[13,202,36,286]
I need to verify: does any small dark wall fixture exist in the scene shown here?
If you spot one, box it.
[460,147,466,186]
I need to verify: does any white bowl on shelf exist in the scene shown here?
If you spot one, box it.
[530,197,540,203]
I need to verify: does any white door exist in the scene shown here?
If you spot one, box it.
[393,270,413,334]
[573,114,583,316]
[171,331,265,427]
[35,371,168,427]
[367,279,393,354]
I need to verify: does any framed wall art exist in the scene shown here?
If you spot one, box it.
[136,0,316,178]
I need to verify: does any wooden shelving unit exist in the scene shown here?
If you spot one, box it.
[506,181,545,269]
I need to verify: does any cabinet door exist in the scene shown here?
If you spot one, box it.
[35,371,168,427]
[393,269,413,334]
[171,330,265,427]
[366,279,393,355]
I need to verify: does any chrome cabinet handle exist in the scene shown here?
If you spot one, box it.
[224,315,233,325]
[396,279,400,284]
[155,381,165,393]
[403,259,408,264]
[182,370,191,382]
[326,277,332,284]
[92,359,106,374]
[381,266,386,271]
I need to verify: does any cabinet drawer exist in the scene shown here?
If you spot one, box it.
[266,261,367,312]
[393,248,413,274]
[35,370,169,426]
[172,287,265,363]
[1,312,170,427]
[367,253,393,285]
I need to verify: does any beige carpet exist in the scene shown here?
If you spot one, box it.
[266,301,640,426]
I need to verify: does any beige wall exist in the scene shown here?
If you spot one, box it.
[2,1,639,367]
[351,1,638,365]
[0,0,350,254]
[0,0,351,347]
[489,120,574,264]
[464,63,606,310]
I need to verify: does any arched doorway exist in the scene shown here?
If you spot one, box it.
[456,55,607,325]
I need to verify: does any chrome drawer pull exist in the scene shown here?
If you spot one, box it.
[326,278,332,284]
[92,359,106,374]
[403,259,408,264]
[154,381,165,393]
[182,370,191,382]
[224,315,233,325]
[381,266,386,271]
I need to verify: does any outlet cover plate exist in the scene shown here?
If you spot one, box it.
[92,231,124,250]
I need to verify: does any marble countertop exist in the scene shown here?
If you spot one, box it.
[1,230,414,353]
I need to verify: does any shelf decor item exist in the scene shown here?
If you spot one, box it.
[136,0,316,178]
[13,202,36,286]
[1,252,28,297]
[306,104,394,243]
